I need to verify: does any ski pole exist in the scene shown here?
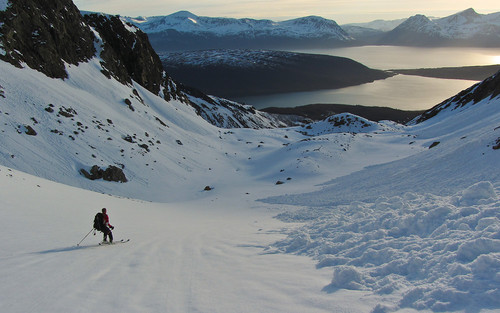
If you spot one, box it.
[77,228,95,246]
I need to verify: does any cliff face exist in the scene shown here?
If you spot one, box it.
[0,0,283,129]
[0,0,96,78]
[83,14,166,96]
[0,0,186,102]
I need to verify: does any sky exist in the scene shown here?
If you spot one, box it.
[72,0,500,24]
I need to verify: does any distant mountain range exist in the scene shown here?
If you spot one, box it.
[123,11,353,52]
[123,8,500,51]
[379,8,500,46]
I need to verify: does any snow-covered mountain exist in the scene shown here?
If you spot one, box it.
[128,11,349,38]
[380,8,500,46]
[0,1,283,130]
[122,11,353,52]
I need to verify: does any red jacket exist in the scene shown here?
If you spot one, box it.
[103,213,113,229]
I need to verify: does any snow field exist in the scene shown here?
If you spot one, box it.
[0,165,384,313]
[2,44,500,312]
[270,182,500,311]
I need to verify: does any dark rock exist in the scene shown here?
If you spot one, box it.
[122,135,135,143]
[204,186,213,191]
[0,0,96,78]
[80,165,127,182]
[58,107,76,118]
[429,141,440,149]
[138,144,149,151]
[493,138,500,150]
[24,125,37,136]
[124,99,135,111]
[155,116,167,127]
[102,165,128,183]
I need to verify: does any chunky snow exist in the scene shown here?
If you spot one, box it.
[1,53,500,313]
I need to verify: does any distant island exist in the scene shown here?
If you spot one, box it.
[262,103,425,124]
[161,50,393,99]
[392,64,500,81]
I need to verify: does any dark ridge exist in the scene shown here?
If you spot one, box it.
[262,103,425,124]
[161,51,393,98]
[392,65,500,81]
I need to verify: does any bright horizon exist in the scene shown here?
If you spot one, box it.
[73,0,500,24]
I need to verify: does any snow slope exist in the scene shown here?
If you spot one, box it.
[263,81,500,311]
[1,164,398,313]
[2,52,500,312]
[2,3,500,309]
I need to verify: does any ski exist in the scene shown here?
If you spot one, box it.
[99,239,130,245]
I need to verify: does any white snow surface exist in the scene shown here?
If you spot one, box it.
[1,56,500,312]
[0,0,8,11]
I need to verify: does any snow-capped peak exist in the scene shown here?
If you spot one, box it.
[397,14,436,31]
[123,11,352,40]
[167,10,199,20]
[388,8,500,40]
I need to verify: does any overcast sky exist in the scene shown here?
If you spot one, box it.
[73,0,500,24]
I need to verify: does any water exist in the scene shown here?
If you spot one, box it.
[236,75,478,111]
[291,46,500,70]
[234,46,500,110]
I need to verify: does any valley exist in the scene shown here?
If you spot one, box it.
[1,1,500,313]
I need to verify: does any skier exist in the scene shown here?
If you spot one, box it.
[97,208,114,243]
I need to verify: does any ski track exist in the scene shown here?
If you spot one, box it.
[0,169,361,313]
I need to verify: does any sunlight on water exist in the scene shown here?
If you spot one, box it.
[235,46,500,111]
[236,75,478,111]
[292,46,500,69]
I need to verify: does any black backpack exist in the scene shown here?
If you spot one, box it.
[93,212,104,231]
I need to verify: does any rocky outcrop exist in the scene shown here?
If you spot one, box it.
[80,165,128,183]
[0,0,96,78]
[0,0,286,130]
[83,13,189,104]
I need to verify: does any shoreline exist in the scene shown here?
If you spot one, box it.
[391,64,500,81]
